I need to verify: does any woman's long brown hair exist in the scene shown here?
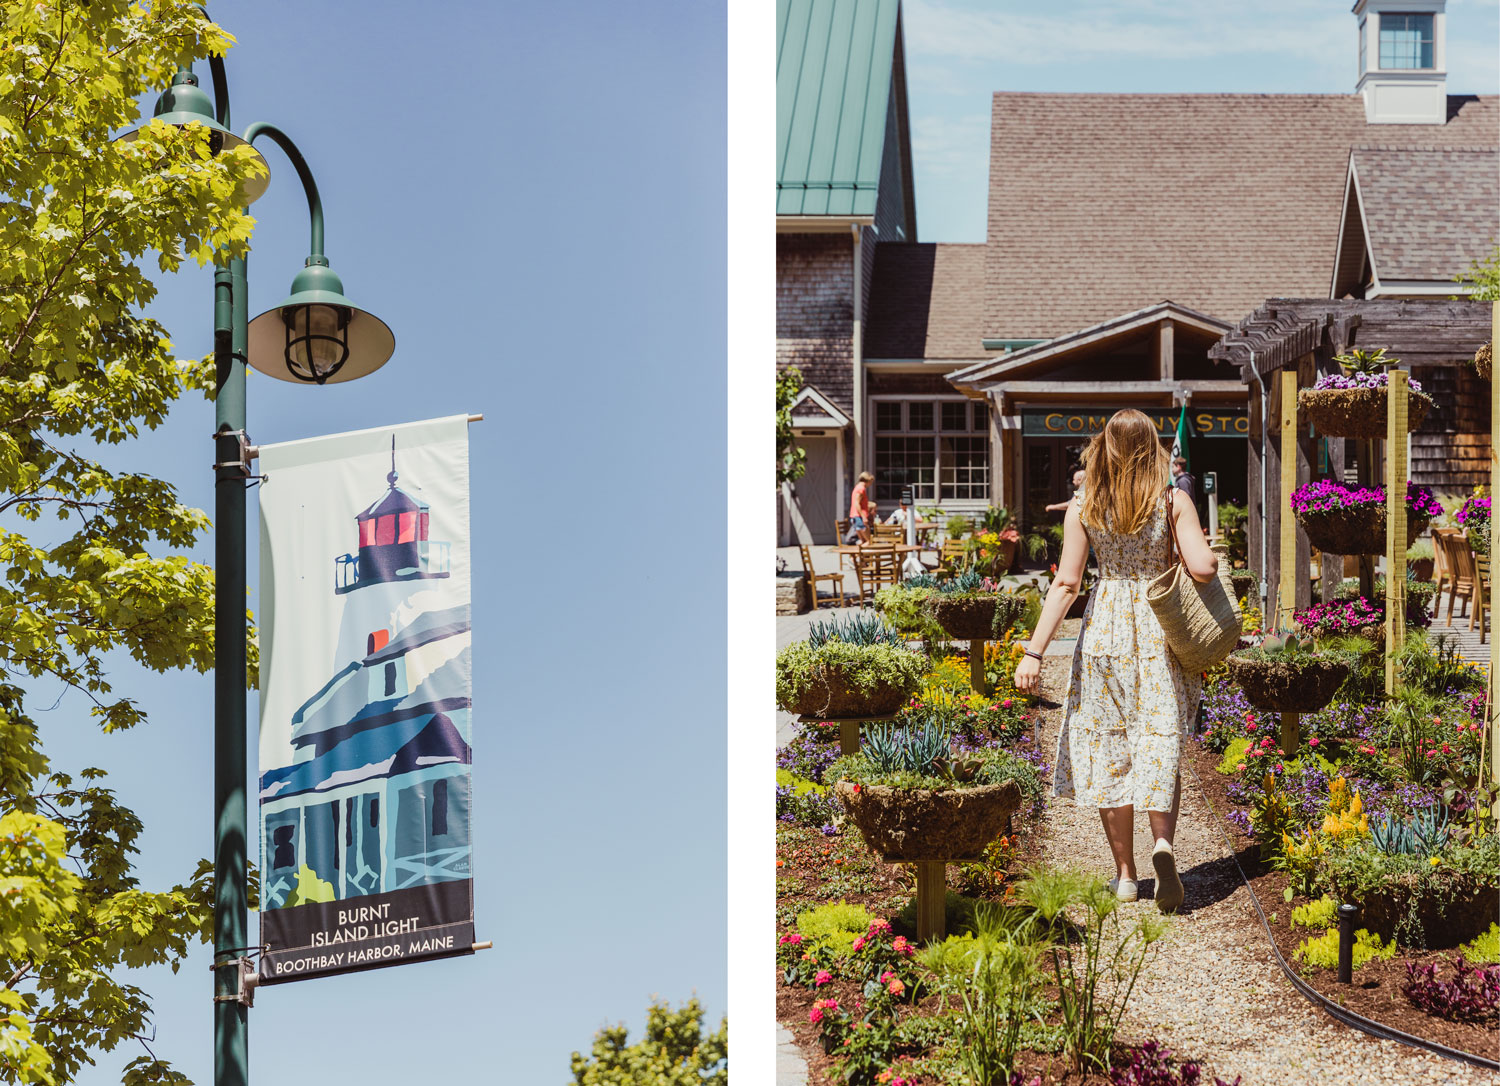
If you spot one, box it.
[1079,409,1170,535]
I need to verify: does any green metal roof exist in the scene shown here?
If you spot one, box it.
[776,0,900,218]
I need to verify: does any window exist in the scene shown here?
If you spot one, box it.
[872,399,990,503]
[1379,13,1433,69]
[940,437,990,501]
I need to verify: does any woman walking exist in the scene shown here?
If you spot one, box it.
[1013,409,1218,911]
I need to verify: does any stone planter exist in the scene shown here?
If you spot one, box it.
[1296,505,1428,557]
[1224,654,1349,713]
[833,779,1023,863]
[1297,386,1432,439]
[779,665,914,719]
[1352,872,1498,949]
[927,593,1026,643]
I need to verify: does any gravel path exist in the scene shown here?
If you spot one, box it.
[1031,653,1496,1086]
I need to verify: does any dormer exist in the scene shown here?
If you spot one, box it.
[1354,0,1447,125]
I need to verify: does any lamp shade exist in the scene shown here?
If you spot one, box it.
[117,72,270,205]
[247,261,395,385]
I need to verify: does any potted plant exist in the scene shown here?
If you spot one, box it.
[1289,479,1441,556]
[1455,491,1491,557]
[1293,596,1385,650]
[828,720,1024,862]
[775,611,929,718]
[1224,633,1352,713]
[1331,575,1436,629]
[1405,539,1435,582]
[1229,570,1260,603]
[923,569,1028,642]
[1296,348,1433,439]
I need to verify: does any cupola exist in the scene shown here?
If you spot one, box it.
[1354,0,1447,125]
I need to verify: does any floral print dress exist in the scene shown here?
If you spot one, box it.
[1053,491,1201,812]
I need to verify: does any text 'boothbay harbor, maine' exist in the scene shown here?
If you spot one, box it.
[257,418,476,984]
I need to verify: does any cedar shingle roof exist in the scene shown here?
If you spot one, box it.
[1350,147,1500,282]
[985,93,1499,339]
[863,242,987,359]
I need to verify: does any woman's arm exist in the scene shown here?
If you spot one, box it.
[1014,501,1089,692]
[1170,488,1219,583]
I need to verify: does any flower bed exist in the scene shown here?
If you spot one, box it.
[1456,492,1491,557]
[1289,480,1440,555]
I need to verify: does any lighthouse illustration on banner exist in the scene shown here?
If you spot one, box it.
[257,416,474,984]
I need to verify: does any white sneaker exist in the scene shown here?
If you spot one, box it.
[1107,876,1138,902]
[1153,843,1184,913]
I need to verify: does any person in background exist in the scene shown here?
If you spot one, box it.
[1171,457,1198,507]
[847,471,874,544]
[1046,469,1086,514]
[885,495,910,527]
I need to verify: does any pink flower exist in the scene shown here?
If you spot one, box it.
[814,970,832,986]
[779,933,803,945]
[1308,737,1319,747]
[1246,722,1257,732]
[1002,698,1013,708]
[1276,763,1284,771]
[1236,763,1247,772]
[809,1007,823,1025]
[1442,744,1452,753]
[1260,737,1273,747]
[887,978,905,996]
[1426,749,1437,758]
[851,936,865,952]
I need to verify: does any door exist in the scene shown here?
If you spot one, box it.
[786,435,838,545]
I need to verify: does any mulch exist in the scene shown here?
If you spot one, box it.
[1185,740,1499,1064]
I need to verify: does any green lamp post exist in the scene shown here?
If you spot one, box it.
[126,50,395,1086]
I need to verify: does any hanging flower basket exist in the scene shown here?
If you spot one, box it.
[1476,341,1492,383]
[1298,386,1432,439]
[1224,651,1349,713]
[927,592,1027,642]
[1290,480,1440,557]
[1456,494,1492,558]
[1229,571,1259,603]
[833,779,1023,862]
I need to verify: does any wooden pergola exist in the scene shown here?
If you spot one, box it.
[1209,297,1493,619]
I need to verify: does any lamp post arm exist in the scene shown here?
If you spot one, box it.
[242,122,325,261]
[208,53,231,131]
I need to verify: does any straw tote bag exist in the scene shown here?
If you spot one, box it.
[1146,489,1242,674]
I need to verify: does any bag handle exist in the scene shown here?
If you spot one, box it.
[1164,486,1181,573]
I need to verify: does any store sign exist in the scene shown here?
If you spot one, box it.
[257,416,474,984]
[1020,409,1247,438]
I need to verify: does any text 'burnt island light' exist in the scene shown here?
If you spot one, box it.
[248,257,395,385]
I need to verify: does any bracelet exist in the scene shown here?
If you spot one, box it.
[1023,650,1043,661]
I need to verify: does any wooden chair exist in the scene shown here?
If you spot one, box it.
[871,523,904,544]
[799,544,845,611]
[1440,531,1478,625]
[932,539,968,580]
[854,544,899,602]
[1432,527,1455,601]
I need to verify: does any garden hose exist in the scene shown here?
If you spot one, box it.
[1184,758,1499,1073]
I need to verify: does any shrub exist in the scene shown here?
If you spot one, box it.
[1294,927,1394,970]
[1402,957,1500,1022]
[796,901,879,958]
[1215,737,1252,775]
[776,770,841,828]
[1290,895,1338,931]
[873,584,946,645]
[1460,923,1500,965]
[569,999,727,1086]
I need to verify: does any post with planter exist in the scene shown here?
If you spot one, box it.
[1384,372,1408,696]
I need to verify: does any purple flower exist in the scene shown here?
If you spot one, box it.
[1311,370,1423,394]
[819,823,838,837]
[1457,495,1491,531]
[1289,479,1440,520]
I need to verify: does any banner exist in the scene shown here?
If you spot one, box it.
[256,416,473,984]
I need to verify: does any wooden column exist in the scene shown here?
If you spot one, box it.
[1322,435,1347,602]
[1264,372,1283,619]
[915,861,947,942]
[1490,300,1499,813]
[1278,368,1300,631]
[1247,376,1265,585]
[1295,354,1317,609]
[970,641,990,697]
[1385,373,1409,696]
[839,721,861,756]
[1158,319,1175,381]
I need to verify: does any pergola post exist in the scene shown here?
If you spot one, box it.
[1490,300,1499,815]
[1385,372,1408,696]
[1278,368,1299,631]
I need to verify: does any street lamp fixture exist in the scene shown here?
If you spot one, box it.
[248,258,395,385]
[121,68,271,204]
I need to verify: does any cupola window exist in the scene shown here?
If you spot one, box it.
[1378,13,1434,69]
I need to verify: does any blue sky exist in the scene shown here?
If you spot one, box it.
[905,0,1500,242]
[40,1,726,1082]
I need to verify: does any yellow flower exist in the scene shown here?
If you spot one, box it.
[1429,857,1441,867]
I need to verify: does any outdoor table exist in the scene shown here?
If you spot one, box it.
[832,543,924,559]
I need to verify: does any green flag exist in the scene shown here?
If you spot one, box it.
[1171,405,1191,471]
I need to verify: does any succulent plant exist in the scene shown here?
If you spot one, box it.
[937,568,986,594]
[863,720,952,776]
[1332,346,1398,376]
[930,755,984,784]
[807,609,907,649]
[1257,632,1307,655]
[902,572,940,589]
[1371,807,1451,858]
